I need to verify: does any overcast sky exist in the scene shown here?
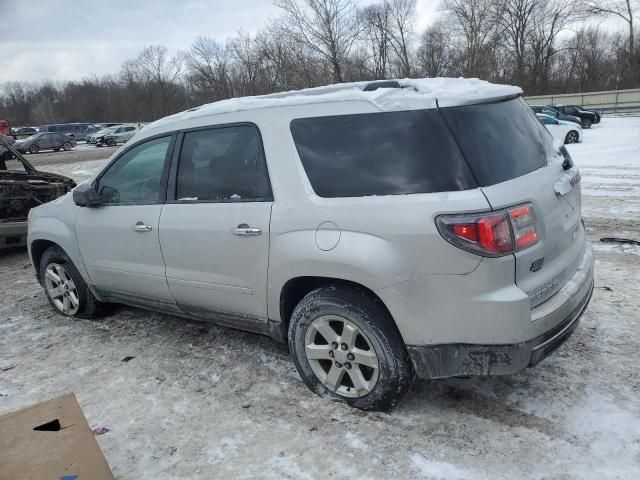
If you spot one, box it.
[0,0,439,83]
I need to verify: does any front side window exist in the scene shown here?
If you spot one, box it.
[97,136,172,204]
[175,125,271,202]
[290,109,476,197]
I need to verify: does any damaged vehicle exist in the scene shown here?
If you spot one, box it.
[0,137,76,250]
[27,79,594,411]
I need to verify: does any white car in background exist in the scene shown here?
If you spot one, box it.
[536,113,582,144]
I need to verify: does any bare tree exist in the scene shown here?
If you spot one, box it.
[580,0,638,80]
[360,3,391,78]
[442,0,502,78]
[277,0,361,82]
[417,21,453,77]
[186,36,234,101]
[496,0,543,86]
[386,0,416,77]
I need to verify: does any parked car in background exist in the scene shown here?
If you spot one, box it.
[0,120,12,137]
[28,79,594,411]
[87,126,120,145]
[536,113,582,144]
[12,127,39,139]
[552,105,599,128]
[530,106,581,126]
[15,132,77,154]
[38,123,99,141]
[0,136,75,250]
[99,124,139,146]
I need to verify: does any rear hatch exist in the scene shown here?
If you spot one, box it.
[440,98,585,308]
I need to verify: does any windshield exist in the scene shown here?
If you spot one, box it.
[98,127,117,134]
[24,133,42,141]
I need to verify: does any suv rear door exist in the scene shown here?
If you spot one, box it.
[441,98,584,307]
[159,124,273,329]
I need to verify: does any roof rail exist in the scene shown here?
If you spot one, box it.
[362,80,405,92]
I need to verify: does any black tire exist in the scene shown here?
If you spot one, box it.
[581,118,592,129]
[29,144,39,154]
[288,285,414,411]
[63,141,72,151]
[39,246,105,319]
[107,138,116,147]
[565,131,579,144]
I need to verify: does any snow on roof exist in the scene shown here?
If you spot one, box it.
[145,78,522,131]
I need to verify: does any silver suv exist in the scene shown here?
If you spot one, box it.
[28,79,594,410]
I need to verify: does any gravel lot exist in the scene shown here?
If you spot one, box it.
[1,119,639,479]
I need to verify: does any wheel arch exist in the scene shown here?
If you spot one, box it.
[30,239,59,284]
[277,276,403,345]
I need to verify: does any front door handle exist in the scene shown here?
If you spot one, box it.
[132,221,153,233]
[232,223,262,236]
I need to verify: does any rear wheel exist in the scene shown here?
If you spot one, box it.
[29,144,39,154]
[40,246,105,319]
[581,118,592,129]
[63,141,73,151]
[565,131,579,144]
[288,286,413,411]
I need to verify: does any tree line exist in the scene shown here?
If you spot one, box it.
[1,0,638,126]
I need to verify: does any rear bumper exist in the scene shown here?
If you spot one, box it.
[407,243,595,379]
[0,221,28,250]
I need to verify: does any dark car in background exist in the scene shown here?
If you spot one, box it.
[38,123,99,141]
[15,132,77,154]
[530,106,581,126]
[552,105,600,128]
[12,127,39,139]
[0,137,75,250]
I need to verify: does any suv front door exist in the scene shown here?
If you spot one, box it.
[159,124,273,330]
[76,135,176,307]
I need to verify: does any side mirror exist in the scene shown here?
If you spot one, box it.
[73,182,102,207]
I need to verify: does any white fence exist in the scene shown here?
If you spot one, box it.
[524,88,640,114]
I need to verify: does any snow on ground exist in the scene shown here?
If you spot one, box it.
[1,116,639,479]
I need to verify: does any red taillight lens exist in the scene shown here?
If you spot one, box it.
[436,203,539,257]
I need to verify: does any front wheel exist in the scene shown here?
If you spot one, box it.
[106,138,116,147]
[29,144,39,154]
[565,131,579,144]
[581,118,592,129]
[288,286,414,411]
[40,246,106,319]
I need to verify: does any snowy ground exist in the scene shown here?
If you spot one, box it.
[1,117,639,479]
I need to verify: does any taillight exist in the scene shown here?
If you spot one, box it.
[436,203,539,257]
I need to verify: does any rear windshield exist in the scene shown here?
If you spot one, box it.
[440,98,551,186]
[290,109,476,197]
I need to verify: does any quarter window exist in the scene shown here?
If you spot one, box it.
[97,136,172,204]
[175,125,271,201]
[290,110,476,197]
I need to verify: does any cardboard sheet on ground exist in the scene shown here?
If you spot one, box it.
[0,393,114,480]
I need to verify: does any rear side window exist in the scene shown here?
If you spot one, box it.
[175,125,272,202]
[440,99,551,187]
[290,110,476,197]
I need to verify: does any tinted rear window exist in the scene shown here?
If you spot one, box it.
[290,110,476,197]
[440,99,551,186]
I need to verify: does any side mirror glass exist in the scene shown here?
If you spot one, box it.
[73,182,102,207]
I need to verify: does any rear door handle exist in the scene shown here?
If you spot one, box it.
[232,223,262,236]
[132,221,152,233]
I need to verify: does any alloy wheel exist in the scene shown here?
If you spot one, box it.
[304,315,380,398]
[566,131,579,144]
[44,263,80,315]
